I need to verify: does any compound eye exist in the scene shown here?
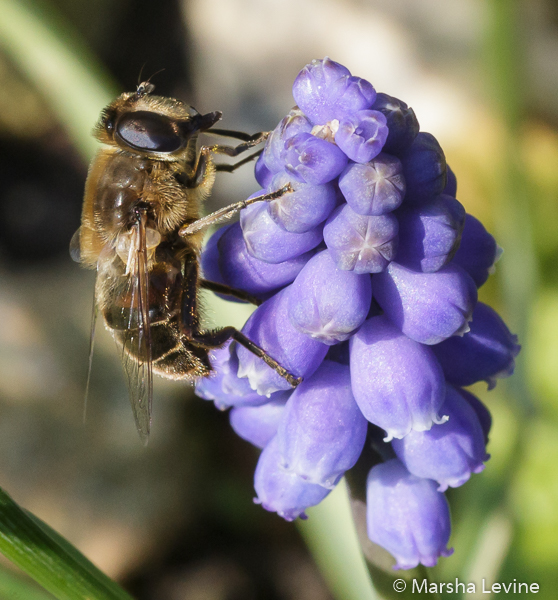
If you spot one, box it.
[116,111,183,153]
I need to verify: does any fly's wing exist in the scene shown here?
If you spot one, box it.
[120,214,153,444]
[69,227,82,263]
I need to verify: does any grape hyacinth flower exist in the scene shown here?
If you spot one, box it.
[197,57,520,570]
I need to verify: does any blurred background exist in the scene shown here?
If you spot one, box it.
[0,0,557,598]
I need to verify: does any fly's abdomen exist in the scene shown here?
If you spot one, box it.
[102,256,211,380]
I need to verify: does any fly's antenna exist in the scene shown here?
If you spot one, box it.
[136,68,166,98]
[137,62,147,87]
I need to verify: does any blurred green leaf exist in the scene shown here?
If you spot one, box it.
[0,0,118,161]
[0,562,56,600]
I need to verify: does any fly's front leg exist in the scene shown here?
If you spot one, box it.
[180,259,300,388]
[215,149,263,173]
[204,130,270,157]
[204,130,268,173]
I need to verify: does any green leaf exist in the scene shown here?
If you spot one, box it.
[0,487,135,600]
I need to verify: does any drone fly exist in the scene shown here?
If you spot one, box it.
[71,81,299,443]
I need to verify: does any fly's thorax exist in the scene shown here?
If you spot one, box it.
[81,149,204,266]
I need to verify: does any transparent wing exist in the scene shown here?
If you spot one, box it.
[120,214,153,445]
[83,291,98,424]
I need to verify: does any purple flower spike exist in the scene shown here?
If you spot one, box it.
[350,316,447,440]
[400,132,447,204]
[283,133,348,185]
[276,361,368,488]
[392,385,490,492]
[324,204,398,274]
[452,214,501,287]
[230,393,290,449]
[237,287,328,396]
[338,153,406,216]
[240,200,323,264]
[395,194,466,273]
[443,164,457,197]
[267,172,338,233]
[373,262,478,345]
[201,223,228,286]
[255,152,273,187]
[287,250,372,344]
[215,222,313,296]
[366,459,453,570]
[371,93,420,154]
[254,436,332,521]
[292,58,376,125]
[263,108,313,174]
[456,387,492,444]
[335,110,388,163]
[431,302,520,389]
[195,342,269,409]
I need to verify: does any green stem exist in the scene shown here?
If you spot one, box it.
[297,479,379,600]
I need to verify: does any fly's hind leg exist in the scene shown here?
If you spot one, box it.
[181,257,301,388]
[193,327,302,388]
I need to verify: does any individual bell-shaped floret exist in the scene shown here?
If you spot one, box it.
[443,165,457,197]
[452,214,501,287]
[240,199,323,264]
[366,459,453,569]
[262,108,313,174]
[373,262,478,345]
[335,110,388,163]
[392,385,490,491]
[276,361,368,488]
[195,341,269,409]
[283,132,348,185]
[266,171,338,233]
[431,302,520,389]
[395,194,466,273]
[236,287,328,396]
[400,132,447,204]
[230,393,290,449]
[323,204,398,274]
[206,222,314,297]
[349,316,447,441]
[200,223,227,286]
[255,153,273,187]
[292,57,376,125]
[287,249,372,344]
[371,93,419,154]
[457,387,492,444]
[338,153,406,216]
[254,436,332,521]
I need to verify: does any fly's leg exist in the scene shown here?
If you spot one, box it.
[200,279,263,306]
[181,258,301,388]
[204,128,266,173]
[178,184,292,236]
[215,149,262,173]
[203,130,270,157]
[205,128,267,142]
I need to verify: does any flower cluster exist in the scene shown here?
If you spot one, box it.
[196,58,520,570]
